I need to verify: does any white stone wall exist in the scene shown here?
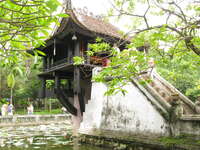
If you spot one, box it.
[79,68,170,137]
[79,81,107,131]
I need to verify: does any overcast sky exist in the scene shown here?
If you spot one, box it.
[60,0,190,33]
[59,0,166,32]
[72,0,110,15]
[67,0,158,32]
[69,0,129,31]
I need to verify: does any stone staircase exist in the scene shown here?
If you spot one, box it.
[141,70,196,115]
[82,68,197,129]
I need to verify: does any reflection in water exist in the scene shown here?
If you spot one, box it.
[0,122,107,150]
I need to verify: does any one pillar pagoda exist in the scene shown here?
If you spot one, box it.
[37,0,126,133]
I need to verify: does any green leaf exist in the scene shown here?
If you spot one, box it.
[46,0,60,11]
[14,67,23,76]
[57,13,69,18]
[36,50,46,56]
[73,56,85,65]
[7,73,15,88]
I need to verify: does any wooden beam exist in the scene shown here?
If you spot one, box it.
[55,88,77,116]
[54,73,77,116]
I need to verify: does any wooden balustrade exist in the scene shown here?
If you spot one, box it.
[42,55,110,72]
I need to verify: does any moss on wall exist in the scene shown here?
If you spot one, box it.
[80,133,200,150]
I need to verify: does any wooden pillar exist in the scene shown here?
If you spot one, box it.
[74,66,80,95]
[41,78,46,98]
[55,73,60,89]
[72,40,82,136]
[51,56,54,67]
[53,39,56,65]
[55,73,60,113]
[43,57,47,71]
[74,40,80,96]
[74,39,81,108]
[47,57,51,69]
[86,42,90,64]
[74,40,80,57]
[68,42,72,63]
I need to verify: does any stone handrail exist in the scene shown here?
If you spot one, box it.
[152,70,196,111]
[141,79,171,111]
[131,79,170,120]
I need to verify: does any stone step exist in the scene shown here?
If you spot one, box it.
[160,91,167,98]
[151,80,173,99]
[155,87,161,92]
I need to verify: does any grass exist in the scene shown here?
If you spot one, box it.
[15,108,63,115]
[34,109,62,115]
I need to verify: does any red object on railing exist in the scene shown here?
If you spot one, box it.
[102,58,110,67]
[90,56,102,64]
[90,56,110,66]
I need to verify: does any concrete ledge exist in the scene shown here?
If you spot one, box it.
[180,115,200,121]
[174,115,200,136]
[79,132,200,150]
[0,114,71,127]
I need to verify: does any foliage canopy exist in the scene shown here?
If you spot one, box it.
[0,0,66,93]
[88,0,200,100]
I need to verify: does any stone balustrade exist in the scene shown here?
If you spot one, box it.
[0,114,71,127]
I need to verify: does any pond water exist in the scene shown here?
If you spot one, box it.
[0,122,108,150]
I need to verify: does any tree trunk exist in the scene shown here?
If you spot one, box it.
[49,99,52,112]
[185,37,200,56]
[44,98,47,110]
[10,88,13,104]
[0,67,2,99]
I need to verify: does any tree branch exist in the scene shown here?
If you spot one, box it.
[10,0,42,7]
[185,36,200,56]
[153,0,187,23]
[0,6,39,15]
[143,0,150,28]
[172,1,188,23]
[134,24,184,36]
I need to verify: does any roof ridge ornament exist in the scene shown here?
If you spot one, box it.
[82,7,88,15]
[73,7,103,21]
[64,0,72,10]
[77,8,83,14]
[95,15,103,21]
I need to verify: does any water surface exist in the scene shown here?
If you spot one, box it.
[0,122,107,150]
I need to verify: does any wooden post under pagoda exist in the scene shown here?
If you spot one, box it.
[72,40,82,136]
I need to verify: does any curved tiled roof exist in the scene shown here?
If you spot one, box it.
[54,9,123,39]
[75,12,122,39]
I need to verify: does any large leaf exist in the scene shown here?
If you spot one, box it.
[7,73,15,88]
